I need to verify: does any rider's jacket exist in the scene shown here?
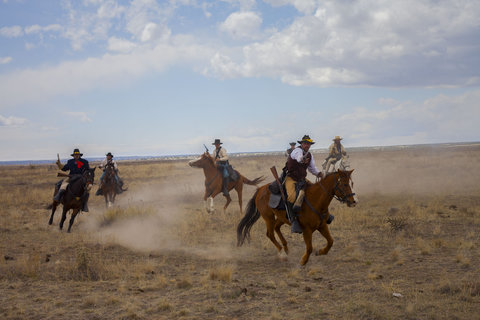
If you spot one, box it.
[287,147,320,181]
[328,143,346,160]
[214,147,229,164]
[61,158,90,175]
[99,158,118,171]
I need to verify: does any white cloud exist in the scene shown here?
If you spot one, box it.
[0,25,23,38]
[208,0,480,87]
[0,56,12,64]
[107,37,136,53]
[0,39,214,108]
[220,11,262,40]
[0,114,27,127]
[24,24,62,35]
[65,112,92,123]
[325,89,480,146]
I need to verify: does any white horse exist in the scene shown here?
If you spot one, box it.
[322,154,350,176]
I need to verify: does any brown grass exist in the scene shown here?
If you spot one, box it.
[0,144,479,319]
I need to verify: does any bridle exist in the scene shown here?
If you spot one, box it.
[317,172,356,205]
[332,173,356,205]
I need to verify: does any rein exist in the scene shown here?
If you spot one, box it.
[304,197,328,222]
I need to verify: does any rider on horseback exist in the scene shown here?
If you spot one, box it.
[285,135,327,233]
[213,139,231,197]
[323,136,347,174]
[54,148,91,212]
[96,152,123,195]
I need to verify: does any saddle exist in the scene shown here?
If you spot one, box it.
[268,179,307,211]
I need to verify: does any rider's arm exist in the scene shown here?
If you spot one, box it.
[307,156,320,176]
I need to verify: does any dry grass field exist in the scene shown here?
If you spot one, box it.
[1,144,479,320]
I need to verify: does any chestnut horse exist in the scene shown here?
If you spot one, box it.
[189,152,264,214]
[48,167,96,232]
[237,170,356,265]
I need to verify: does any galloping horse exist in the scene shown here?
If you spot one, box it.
[189,152,264,214]
[237,170,356,265]
[48,167,95,232]
[102,162,118,208]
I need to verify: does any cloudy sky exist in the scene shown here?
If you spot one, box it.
[0,0,479,161]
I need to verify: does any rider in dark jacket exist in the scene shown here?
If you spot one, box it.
[54,148,91,212]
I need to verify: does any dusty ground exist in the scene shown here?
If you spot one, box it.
[1,144,479,320]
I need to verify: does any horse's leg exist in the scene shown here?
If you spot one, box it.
[67,209,80,233]
[274,219,289,254]
[104,193,109,207]
[48,202,58,225]
[300,228,314,265]
[223,194,232,213]
[263,214,283,254]
[235,182,243,214]
[317,225,334,256]
[59,207,68,230]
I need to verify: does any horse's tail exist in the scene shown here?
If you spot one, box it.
[242,175,265,186]
[46,203,53,210]
[237,190,260,247]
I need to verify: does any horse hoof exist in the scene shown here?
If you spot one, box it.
[278,251,288,261]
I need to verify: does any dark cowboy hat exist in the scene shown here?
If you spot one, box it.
[106,152,113,157]
[297,135,315,145]
[289,142,296,146]
[212,139,223,145]
[71,148,83,156]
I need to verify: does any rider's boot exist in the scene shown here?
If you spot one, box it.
[95,182,103,196]
[287,202,303,234]
[327,214,334,224]
[222,177,229,196]
[82,193,90,212]
[54,189,66,203]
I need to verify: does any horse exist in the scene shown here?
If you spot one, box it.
[102,162,118,208]
[189,152,265,214]
[47,167,96,232]
[237,170,356,265]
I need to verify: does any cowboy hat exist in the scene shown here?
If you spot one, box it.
[333,136,343,141]
[212,139,223,145]
[289,142,296,146]
[298,135,315,145]
[71,148,83,156]
[106,152,113,157]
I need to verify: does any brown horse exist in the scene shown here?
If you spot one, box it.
[48,167,96,232]
[101,162,118,208]
[189,152,265,214]
[237,170,356,265]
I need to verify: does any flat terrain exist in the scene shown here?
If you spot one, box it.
[1,144,479,319]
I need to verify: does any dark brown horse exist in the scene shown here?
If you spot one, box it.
[48,167,95,232]
[189,152,264,214]
[237,170,356,265]
[102,162,118,208]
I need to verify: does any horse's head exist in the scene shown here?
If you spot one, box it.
[333,169,356,207]
[104,162,116,177]
[188,152,215,169]
[83,167,96,191]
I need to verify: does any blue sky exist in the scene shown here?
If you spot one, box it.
[0,0,479,161]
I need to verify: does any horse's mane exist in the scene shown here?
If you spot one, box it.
[203,152,216,167]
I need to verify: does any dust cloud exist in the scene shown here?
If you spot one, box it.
[347,146,480,196]
[84,178,239,260]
